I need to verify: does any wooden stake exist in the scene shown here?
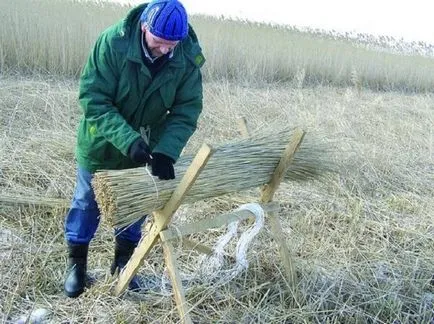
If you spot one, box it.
[162,239,193,324]
[114,143,214,296]
[237,117,250,139]
[268,211,297,289]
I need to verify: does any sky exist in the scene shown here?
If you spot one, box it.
[117,0,434,45]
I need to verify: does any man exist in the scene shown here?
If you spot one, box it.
[64,0,205,298]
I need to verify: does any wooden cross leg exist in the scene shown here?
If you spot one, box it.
[260,128,305,290]
[114,143,215,324]
[238,118,305,290]
[113,124,305,322]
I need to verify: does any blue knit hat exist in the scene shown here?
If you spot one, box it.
[140,0,188,41]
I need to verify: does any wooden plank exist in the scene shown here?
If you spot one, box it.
[260,128,305,203]
[162,239,193,324]
[160,234,237,265]
[155,143,215,227]
[180,238,236,263]
[159,202,279,241]
[158,233,214,256]
[114,143,214,296]
[268,210,297,288]
[113,221,164,295]
[159,231,211,254]
[260,128,305,290]
[181,238,214,255]
[237,117,250,139]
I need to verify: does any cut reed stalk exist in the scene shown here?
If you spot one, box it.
[0,193,69,208]
[93,127,333,228]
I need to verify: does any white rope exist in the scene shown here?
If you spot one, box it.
[199,219,239,279]
[157,203,265,294]
[234,203,265,270]
[200,203,265,285]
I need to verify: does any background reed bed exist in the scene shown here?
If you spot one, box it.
[1,0,434,92]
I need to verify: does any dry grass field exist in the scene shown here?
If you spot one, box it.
[1,0,433,323]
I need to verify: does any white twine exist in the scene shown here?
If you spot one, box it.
[115,165,157,237]
[158,203,265,294]
[143,165,159,222]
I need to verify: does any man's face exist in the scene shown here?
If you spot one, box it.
[142,25,179,58]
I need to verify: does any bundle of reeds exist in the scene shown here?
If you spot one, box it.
[93,127,333,228]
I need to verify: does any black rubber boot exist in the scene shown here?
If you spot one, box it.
[64,243,88,298]
[111,238,141,291]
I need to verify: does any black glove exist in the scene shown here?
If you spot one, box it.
[128,138,152,165]
[151,153,175,180]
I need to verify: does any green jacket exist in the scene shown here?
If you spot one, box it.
[76,4,205,172]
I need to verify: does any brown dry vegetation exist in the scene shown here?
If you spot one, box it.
[0,0,433,323]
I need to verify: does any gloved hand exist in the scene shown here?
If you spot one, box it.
[128,138,152,165]
[151,153,175,180]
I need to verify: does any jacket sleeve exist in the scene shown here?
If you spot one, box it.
[153,66,203,161]
[78,32,140,156]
